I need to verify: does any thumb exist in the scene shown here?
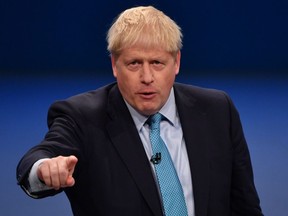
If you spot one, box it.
[65,155,78,186]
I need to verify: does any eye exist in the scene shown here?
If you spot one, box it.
[152,60,165,70]
[130,61,140,66]
[127,60,141,71]
[129,61,138,65]
[151,60,160,65]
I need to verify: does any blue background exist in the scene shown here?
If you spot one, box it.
[1,0,287,215]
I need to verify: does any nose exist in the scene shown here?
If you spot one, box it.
[140,63,153,84]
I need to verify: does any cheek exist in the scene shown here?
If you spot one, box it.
[159,74,176,97]
[118,73,131,87]
[117,74,136,96]
[160,73,176,87]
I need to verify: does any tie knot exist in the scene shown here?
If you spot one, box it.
[148,113,162,130]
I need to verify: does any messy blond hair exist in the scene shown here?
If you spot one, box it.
[107,6,183,56]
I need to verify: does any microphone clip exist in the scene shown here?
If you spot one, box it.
[150,152,161,165]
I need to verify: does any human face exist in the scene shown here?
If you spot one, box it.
[111,46,180,116]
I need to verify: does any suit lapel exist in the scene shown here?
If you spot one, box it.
[174,84,210,216]
[105,85,163,216]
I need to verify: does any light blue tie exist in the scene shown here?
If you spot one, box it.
[148,113,188,216]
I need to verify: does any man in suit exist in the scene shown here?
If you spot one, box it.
[16,6,263,216]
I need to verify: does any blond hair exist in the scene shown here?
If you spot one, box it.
[107,6,183,56]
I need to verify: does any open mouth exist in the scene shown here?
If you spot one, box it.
[138,91,156,99]
[143,92,154,95]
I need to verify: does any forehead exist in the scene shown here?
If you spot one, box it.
[119,45,174,59]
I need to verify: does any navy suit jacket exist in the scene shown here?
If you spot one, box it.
[17,82,263,216]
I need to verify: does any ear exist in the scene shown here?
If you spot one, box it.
[175,51,181,75]
[111,55,117,78]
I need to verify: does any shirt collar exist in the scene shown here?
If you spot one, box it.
[125,88,177,132]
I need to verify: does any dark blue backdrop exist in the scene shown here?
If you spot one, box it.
[1,0,287,215]
[1,0,288,74]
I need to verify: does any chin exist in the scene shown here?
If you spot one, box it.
[139,108,158,116]
[134,103,160,116]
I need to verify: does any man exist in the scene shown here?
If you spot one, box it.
[16,6,263,216]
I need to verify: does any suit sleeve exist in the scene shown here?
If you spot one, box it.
[16,100,84,198]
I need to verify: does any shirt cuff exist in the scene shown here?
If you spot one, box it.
[28,158,53,192]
